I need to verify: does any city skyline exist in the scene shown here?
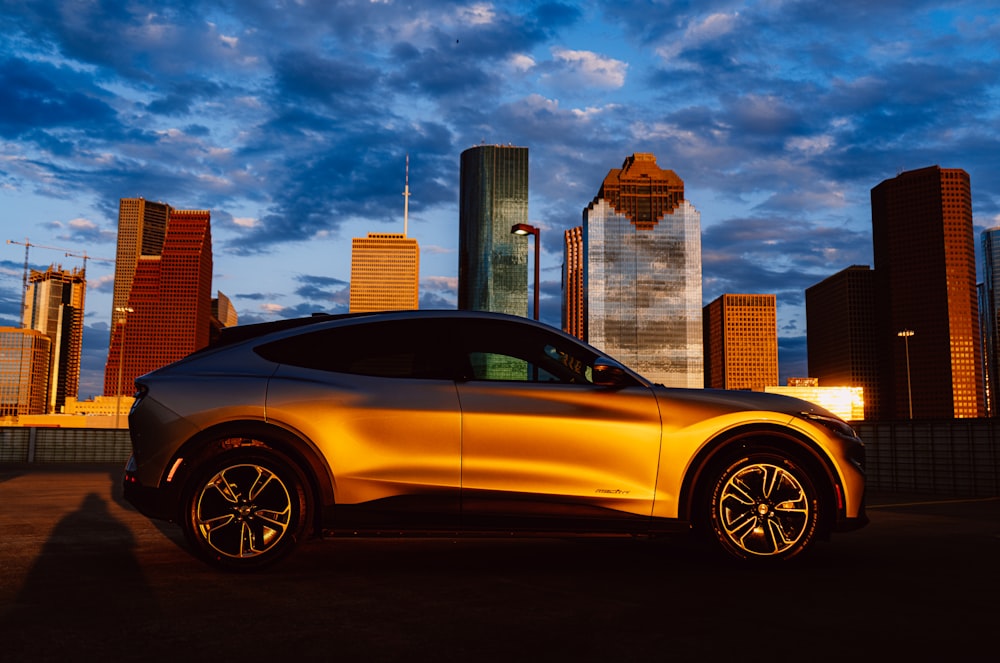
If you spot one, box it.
[2,1,999,398]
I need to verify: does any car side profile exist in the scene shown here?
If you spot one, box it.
[124,310,867,570]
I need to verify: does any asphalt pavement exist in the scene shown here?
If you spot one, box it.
[1,463,998,662]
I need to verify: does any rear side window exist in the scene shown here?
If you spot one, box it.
[255,318,457,379]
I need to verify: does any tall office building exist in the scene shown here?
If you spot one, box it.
[23,265,86,413]
[458,144,529,317]
[703,294,778,390]
[212,291,240,328]
[562,226,584,339]
[806,266,878,419]
[104,208,213,397]
[981,228,1000,416]
[0,327,51,416]
[871,166,983,418]
[210,291,240,345]
[583,153,703,387]
[111,197,169,318]
[349,233,420,312]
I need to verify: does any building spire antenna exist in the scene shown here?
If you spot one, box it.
[403,154,411,237]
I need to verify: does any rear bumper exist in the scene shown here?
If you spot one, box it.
[123,455,178,522]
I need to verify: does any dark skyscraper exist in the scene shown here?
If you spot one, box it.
[806,266,879,420]
[458,144,529,317]
[104,207,213,398]
[871,166,982,419]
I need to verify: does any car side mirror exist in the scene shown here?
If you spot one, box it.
[592,358,632,387]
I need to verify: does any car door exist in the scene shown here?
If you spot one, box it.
[260,317,462,529]
[455,319,663,530]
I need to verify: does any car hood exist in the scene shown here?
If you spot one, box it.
[653,386,840,420]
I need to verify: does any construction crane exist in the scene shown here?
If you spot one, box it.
[6,238,114,323]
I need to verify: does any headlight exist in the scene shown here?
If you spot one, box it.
[799,411,858,439]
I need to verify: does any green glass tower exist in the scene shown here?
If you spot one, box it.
[458,144,529,317]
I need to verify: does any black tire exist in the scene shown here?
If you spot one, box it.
[706,451,820,562]
[181,448,310,571]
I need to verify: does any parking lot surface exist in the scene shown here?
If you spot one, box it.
[1,464,998,662]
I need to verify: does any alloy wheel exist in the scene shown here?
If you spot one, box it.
[194,463,294,560]
[716,462,810,556]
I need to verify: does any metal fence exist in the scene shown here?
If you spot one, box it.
[855,419,1000,497]
[0,427,132,464]
[2,421,999,497]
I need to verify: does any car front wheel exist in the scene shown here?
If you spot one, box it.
[707,451,820,561]
[181,448,310,571]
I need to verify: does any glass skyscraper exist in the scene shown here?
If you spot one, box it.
[458,144,529,317]
[0,327,51,416]
[981,227,1000,415]
[583,153,703,387]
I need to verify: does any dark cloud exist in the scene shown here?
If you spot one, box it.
[389,45,499,98]
[145,80,227,116]
[701,216,872,303]
[272,50,383,110]
[0,57,118,139]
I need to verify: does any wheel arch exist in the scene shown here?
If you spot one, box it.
[678,423,843,537]
[164,419,335,530]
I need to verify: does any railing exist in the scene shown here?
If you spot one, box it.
[2,421,999,497]
[0,427,131,464]
[855,419,1000,497]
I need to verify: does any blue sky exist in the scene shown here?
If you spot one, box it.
[2,0,999,398]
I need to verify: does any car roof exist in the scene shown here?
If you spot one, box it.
[210,309,556,349]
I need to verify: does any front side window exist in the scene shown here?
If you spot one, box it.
[460,320,597,384]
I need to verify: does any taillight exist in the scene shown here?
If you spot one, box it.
[130,383,149,414]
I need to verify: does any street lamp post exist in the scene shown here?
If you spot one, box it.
[115,306,134,429]
[897,329,915,419]
[511,223,540,320]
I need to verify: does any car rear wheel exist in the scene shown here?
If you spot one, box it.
[706,451,819,561]
[181,448,310,571]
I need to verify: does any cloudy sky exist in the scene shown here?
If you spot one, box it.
[2,0,999,398]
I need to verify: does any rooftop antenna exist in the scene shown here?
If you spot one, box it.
[402,154,411,237]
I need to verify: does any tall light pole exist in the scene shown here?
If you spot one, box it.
[115,306,134,429]
[511,223,540,320]
[897,329,914,419]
